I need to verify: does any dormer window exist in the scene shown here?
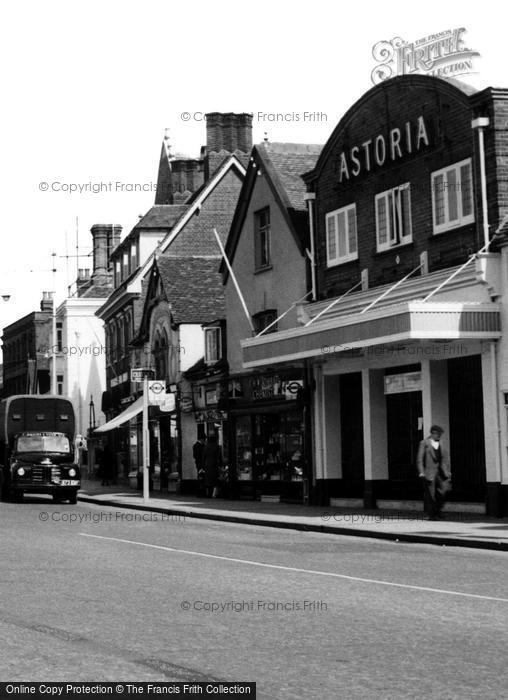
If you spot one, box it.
[114,260,121,288]
[375,183,412,252]
[205,327,222,364]
[130,242,138,271]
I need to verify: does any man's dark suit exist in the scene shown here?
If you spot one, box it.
[416,437,451,518]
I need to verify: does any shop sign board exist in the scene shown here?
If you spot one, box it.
[250,375,303,401]
[180,396,194,413]
[131,368,155,383]
[384,371,422,394]
[195,409,227,423]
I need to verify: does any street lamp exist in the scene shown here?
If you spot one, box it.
[89,395,96,430]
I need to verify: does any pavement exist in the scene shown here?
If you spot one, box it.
[77,479,508,552]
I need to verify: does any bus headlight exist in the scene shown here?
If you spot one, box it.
[68,468,77,477]
[17,467,25,476]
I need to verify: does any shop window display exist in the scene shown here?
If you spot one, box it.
[235,411,304,482]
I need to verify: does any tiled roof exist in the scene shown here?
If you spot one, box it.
[136,204,189,229]
[257,142,322,211]
[156,255,225,324]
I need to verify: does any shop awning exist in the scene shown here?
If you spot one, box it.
[241,301,501,368]
[94,396,144,433]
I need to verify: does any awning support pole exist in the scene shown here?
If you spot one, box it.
[360,262,423,315]
[421,241,490,303]
[214,228,255,334]
[305,281,363,327]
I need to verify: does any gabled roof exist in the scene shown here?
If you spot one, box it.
[97,154,246,321]
[136,154,246,282]
[134,255,225,340]
[157,255,225,324]
[136,204,189,229]
[258,142,322,211]
[221,142,322,278]
[110,204,189,260]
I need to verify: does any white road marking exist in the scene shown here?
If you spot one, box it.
[80,533,508,603]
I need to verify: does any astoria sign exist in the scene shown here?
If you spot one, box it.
[337,115,430,183]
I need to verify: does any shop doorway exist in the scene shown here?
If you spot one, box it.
[339,373,364,496]
[447,355,486,500]
[384,365,423,499]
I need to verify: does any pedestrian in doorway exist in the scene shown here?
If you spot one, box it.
[193,436,206,495]
[417,424,452,520]
[98,445,115,486]
[202,435,222,498]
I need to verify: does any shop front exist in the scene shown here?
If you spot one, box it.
[227,368,311,502]
[241,282,502,513]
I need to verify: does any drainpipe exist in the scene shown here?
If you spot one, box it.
[490,340,502,512]
[472,117,490,248]
[304,192,317,301]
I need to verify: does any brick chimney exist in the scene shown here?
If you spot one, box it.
[90,224,122,284]
[204,112,253,179]
[76,268,91,297]
[154,130,204,205]
[40,291,53,312]
[168,158,204,203]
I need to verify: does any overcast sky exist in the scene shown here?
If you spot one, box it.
[1,0,505,340]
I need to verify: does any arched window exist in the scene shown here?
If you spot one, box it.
[110,324,117,363]
[124,314,131,350]
[105,328,110,363]
[154,328,169,382]
[116,318,124,361]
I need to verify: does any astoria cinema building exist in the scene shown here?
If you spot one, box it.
[241,75,508,517]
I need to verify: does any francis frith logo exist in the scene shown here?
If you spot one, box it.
[371,28,480,85]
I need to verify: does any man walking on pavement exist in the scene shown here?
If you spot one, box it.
[202,434,222,498]
[417,424,452,520]
[192,436,205,495]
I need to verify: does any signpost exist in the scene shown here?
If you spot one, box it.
[148,380,167,405]
[131,368,155,503]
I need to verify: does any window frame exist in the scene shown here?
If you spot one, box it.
[56,321,63,353]
[325,203,358,266]
[375,182,413,252]
[254,207,271,271]
[253,309,278,336]
[114,260,121,288]
[431,158,475,235]
[204,327,221,365]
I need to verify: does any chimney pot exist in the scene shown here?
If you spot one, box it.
[40,291,53,312]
